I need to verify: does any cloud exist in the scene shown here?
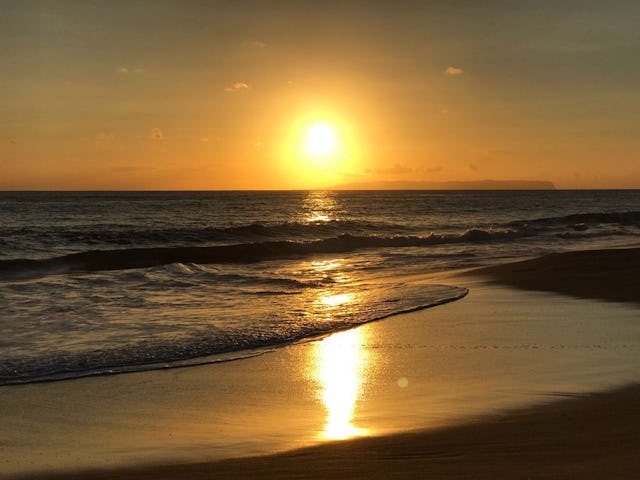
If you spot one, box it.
[249,40,268,48]
[445,66,464,76]
[469,163,479,171]
[150,128,164,141]
[225,82,250,92]
[117,66,145,75]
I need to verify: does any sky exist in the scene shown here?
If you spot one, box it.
[1,0,639,190]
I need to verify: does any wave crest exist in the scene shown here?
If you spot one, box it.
[0,229,528,280]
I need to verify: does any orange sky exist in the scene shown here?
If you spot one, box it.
[1,1,639,190]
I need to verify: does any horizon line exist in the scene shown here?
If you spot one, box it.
[1,187,638,193]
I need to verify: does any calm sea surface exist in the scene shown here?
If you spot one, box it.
[1,190,638,385]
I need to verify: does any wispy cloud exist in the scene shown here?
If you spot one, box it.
[117,66,145,75]
[225,82,250,93]
[150,128,164,141]
[249,40,268,48]
[444,66,464,76]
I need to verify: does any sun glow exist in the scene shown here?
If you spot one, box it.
[302,122,342,171]
[305,124,337,157]
[277,107,367,189]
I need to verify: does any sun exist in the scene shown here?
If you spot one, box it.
[305,124,337,158]
[277,109,365,188]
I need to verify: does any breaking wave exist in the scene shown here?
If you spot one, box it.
[0,283,468,385]
[508,211,640,229]
[0,229,528,280]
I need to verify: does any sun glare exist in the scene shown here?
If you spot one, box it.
[306,124,337,157]
[278,108,366,188]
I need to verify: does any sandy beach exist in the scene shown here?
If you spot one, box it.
[39,385,640,480]
[472,246,640,304]
[3,247,640,479]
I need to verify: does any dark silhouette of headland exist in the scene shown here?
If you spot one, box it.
[333,180,556,190]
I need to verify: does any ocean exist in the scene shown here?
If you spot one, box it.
[1,190,638,386]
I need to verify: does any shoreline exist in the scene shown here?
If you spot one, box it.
[5,246,640,479]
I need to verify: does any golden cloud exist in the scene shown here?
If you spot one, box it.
[445,66,464,75]
[225,82,250,92]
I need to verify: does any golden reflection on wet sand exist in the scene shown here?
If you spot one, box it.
[314,328,371,440]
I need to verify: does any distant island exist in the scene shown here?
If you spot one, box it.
[332,180,556,190]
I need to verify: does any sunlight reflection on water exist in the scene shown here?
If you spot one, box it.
[314,328,371,440]
[301,191,341,223]
[320,292,354,307]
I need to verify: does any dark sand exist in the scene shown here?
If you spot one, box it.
[22,247,640,479]
[472,246,640,304]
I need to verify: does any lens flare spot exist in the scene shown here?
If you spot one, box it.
[397,377,409,388]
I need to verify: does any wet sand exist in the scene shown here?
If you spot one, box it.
[5,247,640,479]
[472,246,640,304]
[41,384,640,479]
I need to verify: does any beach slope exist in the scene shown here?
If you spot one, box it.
[471,246,640,304]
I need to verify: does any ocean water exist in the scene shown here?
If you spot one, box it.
[1,190,638,385]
